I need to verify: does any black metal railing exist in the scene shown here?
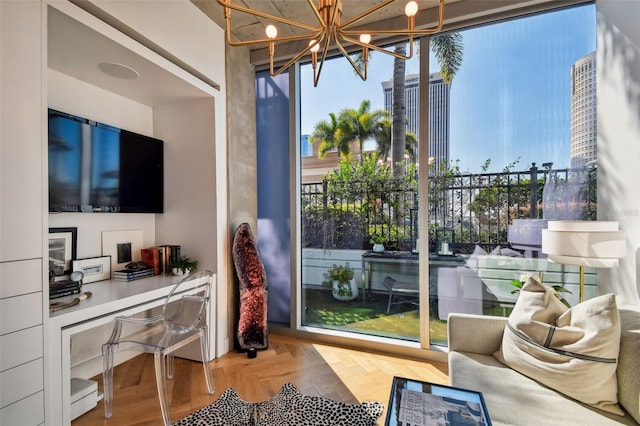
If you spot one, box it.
[301,163,597,252]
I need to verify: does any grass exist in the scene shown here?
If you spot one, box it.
[303,288,449,344]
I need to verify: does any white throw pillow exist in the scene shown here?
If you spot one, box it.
[494,276,623,415]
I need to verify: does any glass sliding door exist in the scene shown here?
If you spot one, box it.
[299,44,424,343]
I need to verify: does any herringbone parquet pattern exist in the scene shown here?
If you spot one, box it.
[72,333,449,425]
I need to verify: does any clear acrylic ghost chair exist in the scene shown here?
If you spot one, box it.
[102,270,215,425]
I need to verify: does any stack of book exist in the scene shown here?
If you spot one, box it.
[140,244,181,275]
[113,266,154,282]
[50,280,81,299]
[140,247,164,276]
[162,244,181,273]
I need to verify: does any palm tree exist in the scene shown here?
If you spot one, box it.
[310,100,387,162]
[431,33,464,84]
[336,100,387,164]
[373,116,417,162]
[309,112,350,159]
[391,43,408,178]
[390,34,464,177]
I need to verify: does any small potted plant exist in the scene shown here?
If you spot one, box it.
[170,255,198,275]
[322,263,358,301]
[370,235,387,253]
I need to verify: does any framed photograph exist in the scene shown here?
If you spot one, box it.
[385,376,492,426]
[72,256,111,284]
[102,230,143,277]
[48,227,78,275]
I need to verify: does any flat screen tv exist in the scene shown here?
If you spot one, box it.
[48,109,164,213]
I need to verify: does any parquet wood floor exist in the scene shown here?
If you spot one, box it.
[71,333,449,425]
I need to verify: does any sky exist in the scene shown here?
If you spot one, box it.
[300,4,596,173]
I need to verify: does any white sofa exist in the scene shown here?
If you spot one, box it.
[447,305,640,425]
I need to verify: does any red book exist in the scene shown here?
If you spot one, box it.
[140,247,163,275]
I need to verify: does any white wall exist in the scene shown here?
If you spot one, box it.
[596,0,640,305]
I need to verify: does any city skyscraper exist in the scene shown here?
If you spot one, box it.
[382,72,451,169]
[570,51,596,168]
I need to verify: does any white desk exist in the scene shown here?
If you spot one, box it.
[47,274,215,425]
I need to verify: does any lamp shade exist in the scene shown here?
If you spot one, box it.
[541,221,626,268]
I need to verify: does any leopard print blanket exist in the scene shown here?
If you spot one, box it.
[175,382,383,426]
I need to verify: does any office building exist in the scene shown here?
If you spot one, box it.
[570,51,597,168]
[382,72,451,170]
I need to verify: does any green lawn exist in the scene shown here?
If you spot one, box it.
[303,288,449,344]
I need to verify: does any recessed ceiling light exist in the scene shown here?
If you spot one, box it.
[98,62,140,80]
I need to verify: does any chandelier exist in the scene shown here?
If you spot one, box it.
[217,0,446,86]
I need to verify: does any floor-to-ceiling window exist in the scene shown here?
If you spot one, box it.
[257,2,596,349]
[426,4,597,345]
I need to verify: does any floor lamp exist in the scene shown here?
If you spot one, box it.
[541,221,626,302]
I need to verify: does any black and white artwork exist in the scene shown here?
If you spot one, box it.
[49,227,77,275]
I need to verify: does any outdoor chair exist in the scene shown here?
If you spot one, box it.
[102,270,215,426]
[382,275,419,313]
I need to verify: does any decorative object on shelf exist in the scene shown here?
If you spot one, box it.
[542,220,626,302]
[49,291,92,312]
[113,262,154,281]
[170,255,198,276]
[370,235,387,253]
[232,222,268,358]
[322,263,358,301]
[217,0,445,86]
[72,256,111,284]
[101,229,143,278]
[49,279,82,299]
[49,227,77,275]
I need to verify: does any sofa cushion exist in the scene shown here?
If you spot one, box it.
[617,305,640,424]
[494,277,622,415]
[449,351,638,425]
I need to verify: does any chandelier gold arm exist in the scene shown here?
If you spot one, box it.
[341,0,445,36]
[268,32,328,81]
[340,33,415,60]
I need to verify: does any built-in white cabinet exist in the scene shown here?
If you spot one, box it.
[0,1,45,424]
[2,0,226,423]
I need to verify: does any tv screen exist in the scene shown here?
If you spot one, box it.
[48,109,164,213]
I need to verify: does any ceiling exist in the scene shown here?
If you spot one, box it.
[192,0,456,44]
[47,0,584,107]
[48,5,215,107]
[191,0,578,65]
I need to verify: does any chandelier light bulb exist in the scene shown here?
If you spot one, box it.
[359,34,371,44]
[309,39,320,52]
[265,24,278,39]
[405,1,419,17]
